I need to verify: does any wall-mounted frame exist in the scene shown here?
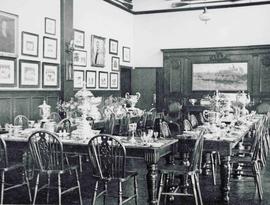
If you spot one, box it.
[73,50,87,67]
[122,46,130,62]
[111,56,119,71]
[74,29,85,48]
[91,35,105,67]
[43,36,57,59]
[73,70,84,89]
[21,31,39,57]
[86,70,96,88]
[42,62,59,88]
[0,57,16,87]
[192,62,248,91]
[99,71,108,88]
[0,10,18,57]
[110,72,119,89]
[45,17,56,35]
[109,39,118,55]
[19,59,40,88]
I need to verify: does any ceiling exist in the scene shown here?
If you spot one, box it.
[104,0,270,13]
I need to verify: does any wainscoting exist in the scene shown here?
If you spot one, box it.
[0,91,60,125]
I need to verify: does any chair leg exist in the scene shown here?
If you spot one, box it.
[78,155,83,173]
[210,152,216,185]
[32,173,40,205]
[75,169,83,205]
[58,173,62,205]
[1,171,5,205]
[103,181,107,205]
[46,173,51,204]
[134,176,138,205]
[92,181,99,205]
[118,181,123,205]
[157,173,164,205]
[24,169,32,203]
[195,173,203,205]
[191,174,199,205]
[253,161,263,200]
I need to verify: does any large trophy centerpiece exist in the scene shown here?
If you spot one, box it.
[236,91,250,116]
[38,100,51,122]
[125,92,144,117]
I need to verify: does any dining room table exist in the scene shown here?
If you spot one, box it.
[176,113,264,202]
[0,128,178,205]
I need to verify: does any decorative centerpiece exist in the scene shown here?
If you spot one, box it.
[125,92,141,109]
[38,100,51,122]
[236,91,250,115]
[102,96,127,119]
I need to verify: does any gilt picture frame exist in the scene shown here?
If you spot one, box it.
[42,62,59,88]
[0,10,18,57]
[73,50,87,67]
[91,35,105,67]
[74,29,85,48]
[19,59,40,88]
[109,39,118,55]
[43,36,57,59]
[45,17,56,35]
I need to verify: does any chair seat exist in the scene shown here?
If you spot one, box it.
[93,170,138,182]
[33,164,78,174]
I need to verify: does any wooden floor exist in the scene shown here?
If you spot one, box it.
[3,157,270,205]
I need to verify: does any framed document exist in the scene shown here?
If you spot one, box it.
[19,60,40,88]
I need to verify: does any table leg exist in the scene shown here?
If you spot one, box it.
[220,156,231,202]
[146,163,158,205]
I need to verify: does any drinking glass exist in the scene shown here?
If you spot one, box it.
[153,131,159,142]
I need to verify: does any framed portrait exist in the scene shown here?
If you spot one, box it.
[45,17,56,35]
[73,70,84,89]
[74,29,85,48]
[73,50,87,67]
[122,46,130,62]
[42,63,59,88]
[43,36,57,59]
[21,31,39,57]
[91,35,105,67]
[0,10,18,57]
[0,57,16,87]
[19,60,40,88]
[111,56,120,71]
[99,71,108,88]
[110,72,119,89]
[86,70,96,88]
[192,62,248,91]
[109,39,118,55]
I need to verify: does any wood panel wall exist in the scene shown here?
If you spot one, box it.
[160,45,270,109]
[0,91,59,125]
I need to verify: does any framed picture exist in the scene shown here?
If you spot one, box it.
[45,17,56,35]
[86,70,96,88]
[74,29,85,48]
[43,37,57,59]
[122,46,130,62]
[99,71,108,88]
[42,63,59,88]
[192,62,248,91]
[91,35,105,67]
[110,72,119,89]
[19,60,40,88]
[21,31,39,57]
[73,50,87,67]
[109,39,118,55]
[0,57,16,87]
[0,10,18,57]
[73,70,84,89]
[111,56,120,71]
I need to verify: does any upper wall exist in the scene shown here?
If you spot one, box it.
[133,5,270,67]
[73,0,134,90]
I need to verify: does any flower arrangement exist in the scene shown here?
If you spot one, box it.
[102,96,127,119]
[56,97,79,116]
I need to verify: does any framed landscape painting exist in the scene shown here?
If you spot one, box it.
[192,62,248,91]
[0,10,18,57]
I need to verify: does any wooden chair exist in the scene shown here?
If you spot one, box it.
[55,118,72,133]
[157,129,205,205]
[28,130,82,205]
[231,119,265,200]
[0,137,32,204]
[160,121,171,138]
[183,119,192,131]
[14,115,29,129]
[168,121,181,137]
[189,114,199,128]
[49,112,62,123]
[88,134,138,205]
[119,113,131,136]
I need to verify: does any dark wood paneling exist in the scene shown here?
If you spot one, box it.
[47,96,59,112]
[0,98,12,126]
[14,97,30,120]
[31,96,45,120]
[161,45,270,108]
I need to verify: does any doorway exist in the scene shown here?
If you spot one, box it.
[120,66,132,97]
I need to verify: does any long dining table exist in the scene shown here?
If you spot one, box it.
[176,114,264,202]
[0,130,178,205]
